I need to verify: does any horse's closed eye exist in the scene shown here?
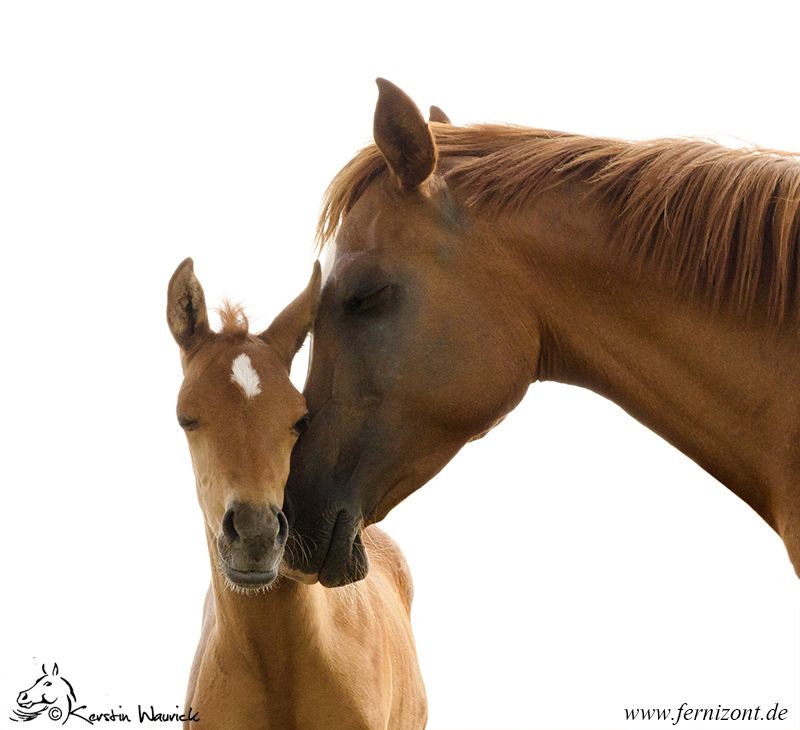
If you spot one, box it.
[292,414,310,435]
[44,682,51,687]
[344,285,393,315]
[178,415,200,431]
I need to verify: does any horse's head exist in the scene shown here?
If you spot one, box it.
[284,80,539,586]
[168,259,320,591]
[16,664,72,714]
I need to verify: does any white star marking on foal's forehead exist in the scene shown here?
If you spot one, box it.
[230,353,262,399]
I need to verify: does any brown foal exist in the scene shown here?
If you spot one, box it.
[166,258,426,730]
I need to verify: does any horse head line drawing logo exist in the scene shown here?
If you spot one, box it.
[11,663,92,725]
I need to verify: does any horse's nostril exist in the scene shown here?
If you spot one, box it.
[222,508,239,542]
[223,503,286,545]
[276,509,288,547]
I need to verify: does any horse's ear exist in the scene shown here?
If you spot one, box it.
[52,664,59,676]
[429,105,451,124]
[260,262,322,370]
[374,78,437,190]
[167,258,212,352]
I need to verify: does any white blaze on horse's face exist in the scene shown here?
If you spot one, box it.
[230,353,262,399]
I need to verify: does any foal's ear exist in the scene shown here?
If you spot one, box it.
[261,261,322,370]
[429,105,451,124]
[374,78,437,190]
[167,258,212,351]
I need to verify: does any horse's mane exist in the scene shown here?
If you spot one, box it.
[217,300,250,337]
[319,124,800,324]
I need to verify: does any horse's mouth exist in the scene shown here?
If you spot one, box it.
[221,563,278,590]
[318,512,369,588]
[17,701,33,709]
[284,509,369,587]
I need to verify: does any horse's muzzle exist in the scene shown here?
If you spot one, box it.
[284,508,369,587]
[319,515,369,587]
[216,501,288,588]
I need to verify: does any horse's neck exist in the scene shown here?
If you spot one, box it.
[211,573,321,637]
[501,186,800,551]
[204,537,328,677]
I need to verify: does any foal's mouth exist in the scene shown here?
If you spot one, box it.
[217,554,280,591]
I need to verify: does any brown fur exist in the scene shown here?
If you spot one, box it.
[285,83,800,588]
[319,125,800,326]
[167,260,427,729]
[217,299,250,337]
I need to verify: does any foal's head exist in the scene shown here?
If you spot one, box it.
[167,258,320,591]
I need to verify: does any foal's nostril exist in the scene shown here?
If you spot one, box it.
[222,508,239,542]
[222,502,286,547]
[275,509,288,547]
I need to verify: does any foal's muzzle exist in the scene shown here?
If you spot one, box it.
[217,501,288,588]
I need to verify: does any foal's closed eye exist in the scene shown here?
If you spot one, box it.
[178,415,200,431]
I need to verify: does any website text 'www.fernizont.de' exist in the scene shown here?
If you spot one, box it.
[624,702,789,725]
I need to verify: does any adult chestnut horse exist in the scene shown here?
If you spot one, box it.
[284,79,800,588]
[167,259,426,729]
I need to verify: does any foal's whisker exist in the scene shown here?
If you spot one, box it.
[214,556,281,596]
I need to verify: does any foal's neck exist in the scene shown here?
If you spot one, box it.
[501,185,800,542]
[204,534,325,670]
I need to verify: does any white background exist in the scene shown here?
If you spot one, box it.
[1,2,799,729]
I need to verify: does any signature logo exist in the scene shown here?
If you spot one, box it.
[11,664,92,725]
